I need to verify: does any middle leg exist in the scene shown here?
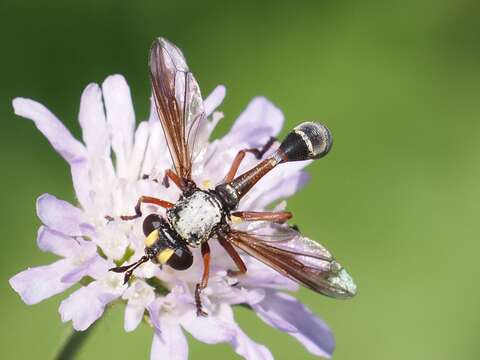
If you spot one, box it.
[231,210,292,223]
[195,242,211,317]
[218,236,247,277]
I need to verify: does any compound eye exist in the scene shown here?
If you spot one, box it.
[167,247,193,271]
[142,214,162,236]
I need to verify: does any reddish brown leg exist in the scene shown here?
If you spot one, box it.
[223,137,276,182]
[195,242,211,317]
[163,169,184,189]
[120,196,174,220]
[231,211,292,223]
[218,236,247,276]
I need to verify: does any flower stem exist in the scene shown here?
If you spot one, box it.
[53,321,99,360]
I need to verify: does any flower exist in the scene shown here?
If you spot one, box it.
[9,74,335,359]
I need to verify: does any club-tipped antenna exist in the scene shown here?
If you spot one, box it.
[109,255,149,284]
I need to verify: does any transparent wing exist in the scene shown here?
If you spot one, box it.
[149,37,207,180]
[228,223,357,298]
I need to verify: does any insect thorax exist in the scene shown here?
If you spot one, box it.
[167,190,223,246]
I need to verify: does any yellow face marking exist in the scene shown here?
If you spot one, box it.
[156,248,175,265]
[145,229,159,247]
[202,179,213,189]
[230,215,243,225]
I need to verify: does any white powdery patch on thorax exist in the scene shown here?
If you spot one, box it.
[168,190,223,245]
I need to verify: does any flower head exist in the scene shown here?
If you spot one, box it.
[10,74,335,359]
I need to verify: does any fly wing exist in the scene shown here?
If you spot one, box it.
[228,224,357,298]
[149,38,207,180]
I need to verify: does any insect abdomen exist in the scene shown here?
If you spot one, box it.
[279,122,332,161]
[218,122,333,210]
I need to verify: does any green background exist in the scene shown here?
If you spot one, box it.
[1,1,479,359]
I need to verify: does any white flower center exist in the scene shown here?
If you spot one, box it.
[99,271,125,293]
[123,280,155,307]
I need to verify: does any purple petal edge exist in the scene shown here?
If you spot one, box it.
[252,291,335,358]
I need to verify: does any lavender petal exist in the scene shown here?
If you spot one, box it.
[36,194,87,236]
[231,326,273,360]
[78,83,110,157]
[204,85,226,117]
[124,303,146,332]
[246,170,310,210]
[151,321,188,360]
[225,97,284,148]
[219,303,273,360]
[102,75,135,178]
[9,259,76,305]
[60,254,104,284]
[252,291,335,358]
[179,304,236,344]
[58,280,119,331]
[36,226,80,258]
[12,97,87,163]
[12,98,91,206]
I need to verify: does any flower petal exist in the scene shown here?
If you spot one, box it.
[252,291,334,358]
[9,259,76,305]
[59,278,121,331]
[123,280,155,332]
[12,97,87,163]
[225,97,284,148]
[245,169,310,210]
[151,321,188,360]
[69,157,92,209]
[128,121,150,181]
[36,194,87,236]
[231,327,273,360]
[204,85,226,117]
[141,120,170,178]
[37,226,80,258]
[237,260,299,292]
[12,98,91,206]
[78,83,110,157]
[148,95,159,124]
[61,254,104,284]
[179,303,236,344]
[215,303,273,360]
[59,284,104,331]
[102,74,135,178]
[124,303,146,332]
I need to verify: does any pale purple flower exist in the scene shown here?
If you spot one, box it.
[9,74,335,359]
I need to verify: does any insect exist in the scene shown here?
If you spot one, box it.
[110,37,357,316]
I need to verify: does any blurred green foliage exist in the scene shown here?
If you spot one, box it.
[1,1,479,359]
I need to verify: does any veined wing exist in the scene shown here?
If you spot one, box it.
[149,37,206,180]
[228,223,357,298]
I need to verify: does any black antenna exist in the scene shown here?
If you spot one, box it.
[109,255,149,284]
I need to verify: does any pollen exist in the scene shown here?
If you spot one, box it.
[202,179,214,189]
[230,215,243,225]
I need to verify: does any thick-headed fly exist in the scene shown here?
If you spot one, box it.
[110,38,357,316]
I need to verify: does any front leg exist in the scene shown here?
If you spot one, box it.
[195,242,211,317]
[119,196,174,221]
